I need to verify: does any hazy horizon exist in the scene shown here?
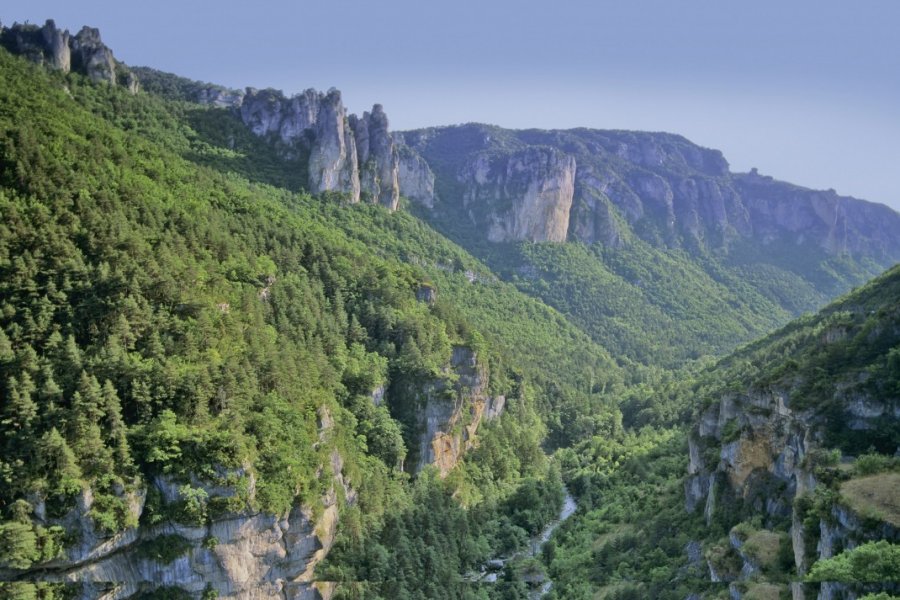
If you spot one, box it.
[5,0,899,211]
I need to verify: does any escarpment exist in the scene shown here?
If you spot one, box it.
[399,124,900,260]
[458,147,576,243]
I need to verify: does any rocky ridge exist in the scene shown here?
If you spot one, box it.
[397,124,900,257]
[190,84,430,210]
[8,21,897,259]
[0,19,137,92]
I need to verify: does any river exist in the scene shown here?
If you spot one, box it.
[469,485,578,597]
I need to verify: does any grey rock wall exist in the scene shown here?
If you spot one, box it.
[459,147,576,242]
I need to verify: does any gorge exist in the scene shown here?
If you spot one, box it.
[0,17,897,600]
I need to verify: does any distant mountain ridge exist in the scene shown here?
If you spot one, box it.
[396,123,900,259]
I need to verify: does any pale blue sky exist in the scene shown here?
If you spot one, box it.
[4,1,899,210]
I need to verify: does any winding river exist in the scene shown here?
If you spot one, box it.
[470,485,578,597]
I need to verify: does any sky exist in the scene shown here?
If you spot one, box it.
[4,1,900,211]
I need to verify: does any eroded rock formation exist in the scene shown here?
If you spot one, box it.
[209,88,412,209]
[0,20,137,91]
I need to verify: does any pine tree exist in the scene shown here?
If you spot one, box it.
[101,380,132,470]
[2,374,38,432]
[69,372,112,477]
[38,428,83,497]
[0,328,14,364]
[2,374,39,468]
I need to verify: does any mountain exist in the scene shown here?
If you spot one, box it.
[396,123,900,366]
[131,50,900,367]
[0,18,897,600]
[0,22,624,599]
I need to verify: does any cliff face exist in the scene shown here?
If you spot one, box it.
[414,346,505,476]
[684,266,900,597]
[196,86,415,210]
[351,105,400,210]
[0,20,137,91]
[395,138,436,208]
[687,387,899,598]
[4,411,351,600]
[459,148,576,243]
[399,124,900,260]
[387,345,504,476]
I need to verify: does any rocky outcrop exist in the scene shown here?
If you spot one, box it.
[686,390,816,526]
[0,20,137,92]
[307,89,360,201]
[351,105,399,210]
[197,86,246,109]
[6,413,350,599]
[396,140,436,208]
[70,26,116,85]
[398,346,504,475]
[41,19,70,71]
[239,88,319,142]
[0,19,70,71]
[687,381,899,597]
[226,89,410,208]
[36,499,339,600]
[459,147,576,242]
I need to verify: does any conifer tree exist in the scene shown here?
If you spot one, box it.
[38,428,83,497]
[101,380,131,470]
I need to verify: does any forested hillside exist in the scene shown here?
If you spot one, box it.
[545,265,900,599]
[0,40,624,599]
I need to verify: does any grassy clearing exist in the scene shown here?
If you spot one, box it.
[743,582,786,600]
[743,529,783,569]
[841,472,900,527]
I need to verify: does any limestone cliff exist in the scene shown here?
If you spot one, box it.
[458,147,576,243]
[0,20,138,92]
[201,86,413,209]
[395,138,436,208]
[388,345,504,476]
[416,346,505,475]
[399,123,900,263]
[3,410,351,600]
[684,265,900,598]
[687,386,899,599]
[351,105,399,210]
[306,89,360,201]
